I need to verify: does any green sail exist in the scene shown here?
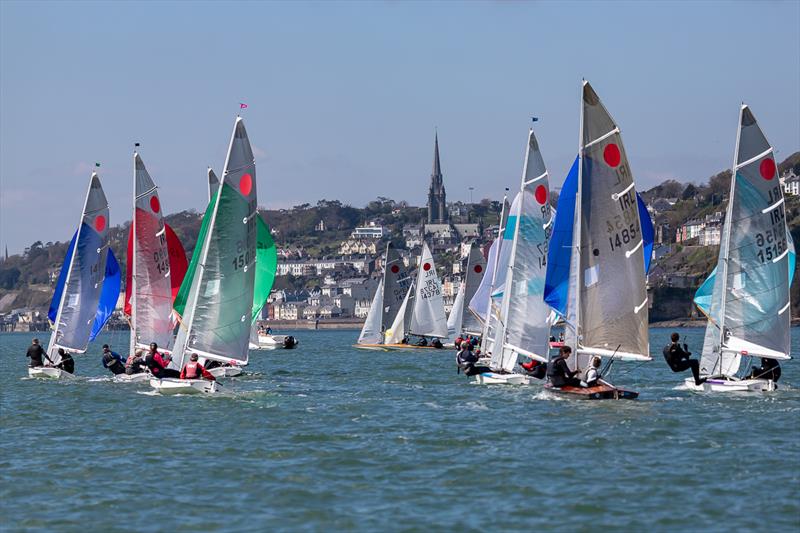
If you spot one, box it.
[173,190,217,319]
[252,215,277,323]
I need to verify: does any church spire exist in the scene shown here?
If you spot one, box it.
[427,131,447,224]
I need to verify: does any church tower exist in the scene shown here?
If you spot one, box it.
[427,133,448,224]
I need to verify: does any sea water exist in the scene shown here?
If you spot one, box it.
[1,327,798,532]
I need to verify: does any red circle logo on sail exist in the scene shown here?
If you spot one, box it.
[423,262,431,271]
[94,215,106,232]
[534,185,548,205]
[603,143,621,167]
[150,196,161,213]
[474,264,483,273]
[390,265,399,274]
[240,173,253,195]
[760,158,776,180]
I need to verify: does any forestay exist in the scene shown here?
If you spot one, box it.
[698,105,793,377]
[173,117,258,368]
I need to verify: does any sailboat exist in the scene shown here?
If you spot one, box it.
[381,242,448,349]
[445,243,486,345]
[687,105,794,392]
[355,243,412,350]
[118,152,188,383]
[154,116,258,394]
[475,129,554,385]
[543,80,653,400]
[476,196,512,358]
[34,173,120,379]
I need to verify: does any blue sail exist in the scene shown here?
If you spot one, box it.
[48,230,78,323]
[638,192,654,274]
[90,248,120,341]
[543,156,579,315]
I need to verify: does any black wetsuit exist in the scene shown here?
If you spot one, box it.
[748,358,781,382]
[456,349,491,377]
[26,344,45,367]
[57,355,75,374]
[547,357,581,388]
[102,351,126,375]
[663,343,703,385]
[145,353,180,379]
[431,339,443,349]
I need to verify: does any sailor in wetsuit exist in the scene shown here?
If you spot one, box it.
[180,353,216,381]
[456,342,491,376]
[145,343,181,379]
[546,346,581,388]
[101,344,127,375]
[26,338,50,368]
[55,348,75,374]
[663,332,705,386]
[521,359,547,380]
[746,357,781,383]
[582,356,601,387]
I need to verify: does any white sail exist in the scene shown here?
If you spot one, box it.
[485,194,518,358]
[493,130,554,372]
[468,237,499,323]
[409,242,448,338]
[461,243,486,335]
[446,282,466,344]
[129,153,174,355]
[358,278,384,345]
[699,105,792,377]
[47,173,111,362]
[385,285,412,344]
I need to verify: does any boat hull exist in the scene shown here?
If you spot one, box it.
[544,383,638,400]
[683,377,776,392]
[475,372,531,385]
[113,372,151,383]
[257,334,298,349]
[207,366,243,378]
[150,378,218,395]
[27,367,74,380]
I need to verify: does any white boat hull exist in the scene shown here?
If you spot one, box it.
[475,372,531,385]
[150,378,218,395]
[27,367,74,380]
[684,377,776,392]
[257,334,298,349]
[207,366,242,378]
[113,372,151,383]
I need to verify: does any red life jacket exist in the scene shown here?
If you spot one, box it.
[184,362,200,379]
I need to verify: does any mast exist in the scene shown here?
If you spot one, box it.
[129,152,138,357]
[574,80,586,347]
[47,173,96,360]
[480,192,508,352]
[715,104,744,366]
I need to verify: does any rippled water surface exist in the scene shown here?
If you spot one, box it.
[2,327,799,532]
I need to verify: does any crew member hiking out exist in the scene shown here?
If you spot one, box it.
[663,332,705,386]
[521,359,547,380]
[746,357,781,383]
[180,354,216,381]
[101,344,127,375]
[547,346,582,388]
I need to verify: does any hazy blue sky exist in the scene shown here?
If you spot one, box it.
[1,0,798,253]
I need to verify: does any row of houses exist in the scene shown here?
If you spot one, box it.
[675,211,724,246]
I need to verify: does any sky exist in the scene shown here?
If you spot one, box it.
[1,0,798,254]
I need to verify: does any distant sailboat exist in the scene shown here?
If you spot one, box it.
[356,243,412,350]
[446,243,486,344]
[544,80,652,400]
[34,173,120,379]
[157,117,258,393]
[688,105,794,392]
[476,129,554,385]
